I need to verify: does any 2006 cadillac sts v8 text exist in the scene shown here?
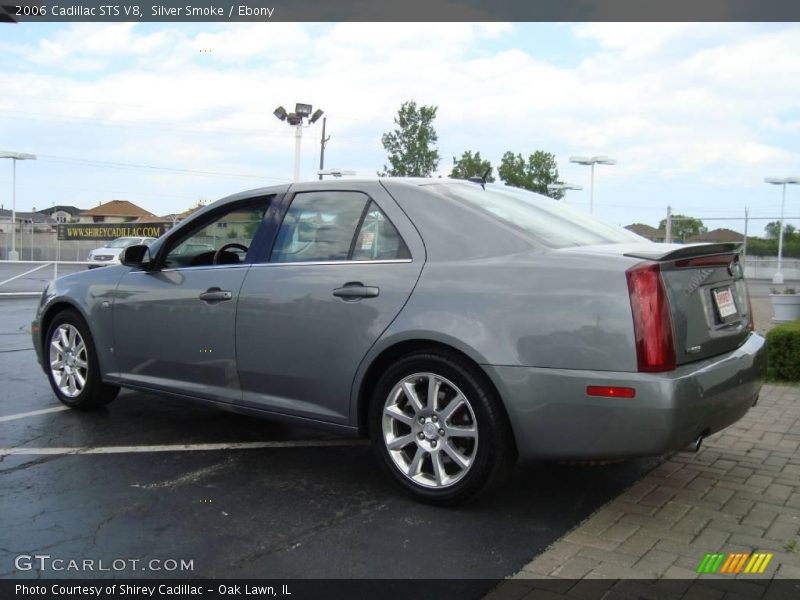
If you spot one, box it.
[32,179,765,504]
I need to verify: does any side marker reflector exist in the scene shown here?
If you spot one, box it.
[587,386,636,399]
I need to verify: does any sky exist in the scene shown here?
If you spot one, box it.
[1,22,800,236]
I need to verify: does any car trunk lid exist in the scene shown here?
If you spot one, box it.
[557,242,752,368]
[624,242,751,366]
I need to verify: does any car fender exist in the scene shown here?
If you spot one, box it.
[37,266,128,378]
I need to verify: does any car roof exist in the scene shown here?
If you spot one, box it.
[166,178,527,262]
[214,178,458,200]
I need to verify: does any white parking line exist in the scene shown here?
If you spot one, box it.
[0,292,43,297]
[0,406,70,423]
[0,263,50,287]
[0,439,369,456]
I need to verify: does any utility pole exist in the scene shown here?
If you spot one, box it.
[318,117,330,181]
[665,205,673,243]
[292,124,302,183]
[0,151,37,261]
[764,177,800,284]
[743,207,749,259]
[569,155,616,214]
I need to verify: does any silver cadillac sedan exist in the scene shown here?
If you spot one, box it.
[32,179,765,504]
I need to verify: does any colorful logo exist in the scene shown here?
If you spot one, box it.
[696,552,773,574]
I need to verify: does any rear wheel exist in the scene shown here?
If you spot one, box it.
[368,350,516,505]
[45,310,119,410]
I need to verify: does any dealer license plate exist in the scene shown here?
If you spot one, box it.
[713,287,737,318]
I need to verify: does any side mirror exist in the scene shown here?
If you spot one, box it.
[120,244,152,268]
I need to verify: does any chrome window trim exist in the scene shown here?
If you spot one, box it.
[253,259,413,268]
[128,259,412,274]
[129,264,251,274]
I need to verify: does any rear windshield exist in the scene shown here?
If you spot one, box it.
[428,182,646,249]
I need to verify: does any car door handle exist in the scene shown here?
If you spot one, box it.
[333,283,380,300]
[199,288,233,302]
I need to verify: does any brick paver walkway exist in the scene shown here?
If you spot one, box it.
[509,383,800,584]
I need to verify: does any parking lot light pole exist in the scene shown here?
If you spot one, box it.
[546,182,583,201]
[274,104,324,182]
[765,176,800,284]
[0,151,37,261]
[318,169,356,179]
[569,155,616,214]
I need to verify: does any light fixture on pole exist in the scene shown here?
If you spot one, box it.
[318,169,356,179]
[546,182,583,201]
[569,155,616,214]
[274,103,324,182]
[764,176,800,284]
[0,151,37,261]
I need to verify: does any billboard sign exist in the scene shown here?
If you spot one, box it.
[57,222,171,241]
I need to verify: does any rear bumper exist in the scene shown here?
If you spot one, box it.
[484,333,766,460]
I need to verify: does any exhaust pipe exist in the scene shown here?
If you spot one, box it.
[693,434,704,453]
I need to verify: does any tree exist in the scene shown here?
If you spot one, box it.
[748,237,800,258]
[449,150,495,182]
[379,100,440,177]
[765,221,797,240]
[497,151,563,199]
[658,215,707,241]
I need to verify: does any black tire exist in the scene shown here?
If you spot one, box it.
[44,309,119,410]
[368,350,516,506]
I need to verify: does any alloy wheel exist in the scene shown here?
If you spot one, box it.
[49,323,88,398]
[381,372,479,488]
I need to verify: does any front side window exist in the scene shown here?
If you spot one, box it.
[271,191,369,263]
[162,199,269,268]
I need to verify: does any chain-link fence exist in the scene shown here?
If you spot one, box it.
[2,210,798,298]
[0,231,100,262]
[742,257,800,280]
[663,209,800,282]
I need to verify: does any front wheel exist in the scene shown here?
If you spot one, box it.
[45,310,119,410]
[368,350,516,505]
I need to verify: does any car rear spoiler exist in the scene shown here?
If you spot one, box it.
[623,242,742,262]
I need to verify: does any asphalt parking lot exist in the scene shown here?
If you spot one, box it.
[0,262,85,295]
[0,297,665,585]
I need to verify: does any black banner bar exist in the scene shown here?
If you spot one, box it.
[0,580,490,600]
[57,223,171,241]
[3,579,800,600]
[4,0,800,22]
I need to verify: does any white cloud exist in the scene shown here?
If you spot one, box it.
[2,22,800,226]
[26,24,176,69]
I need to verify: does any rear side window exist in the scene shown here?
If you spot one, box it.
[430,182,646,249]
[271,191,369,263]
[352,201,410,261]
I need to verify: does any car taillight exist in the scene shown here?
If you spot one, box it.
[626,261,676,372]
